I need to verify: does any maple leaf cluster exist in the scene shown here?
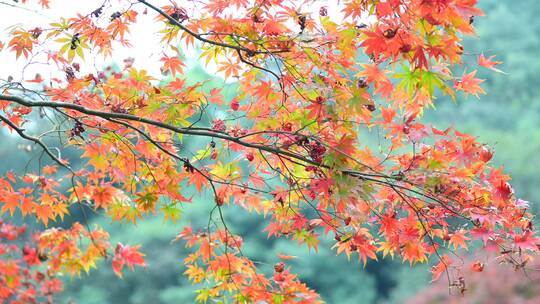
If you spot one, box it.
[176,227,321,303]
[0,0,536,302]
[0,219,62,303]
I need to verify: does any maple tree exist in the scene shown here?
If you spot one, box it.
[0,0,537,302]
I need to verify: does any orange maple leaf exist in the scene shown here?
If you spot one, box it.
[20,197,35,216]
[277,254,298,260]
[431,255,452,282]
[448,230,470,250]
[39,0,50,9]
[160,55,185,76]
[1,192,19,215]
[454,70,485,98]
[478,53,505,74]
[187,170,209,193]
[112,243,146,278]
[35,204,54,226]
[91,185,116,209]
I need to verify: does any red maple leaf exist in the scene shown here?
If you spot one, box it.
[112,243,146,278]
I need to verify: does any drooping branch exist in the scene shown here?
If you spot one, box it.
[0,113,70,171]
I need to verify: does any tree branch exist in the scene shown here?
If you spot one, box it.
[1,93,472,219]
[0,113,71,170]
[0,94,318,167]
[137,0,290,55]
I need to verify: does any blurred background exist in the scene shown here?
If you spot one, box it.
[1,0,540,303]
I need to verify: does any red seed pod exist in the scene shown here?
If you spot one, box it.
[365,104,376,112]
[231,99,240,111]
[170,7,188,23]
[480,146,493,163]
[456,44,464,55]
[274,262,285,273]
[252,13,264,23]
[35,271,45,283]
[403,125,410,134]
[215,196,224,207]
[39,176,47,188]
[383,28,397,39]
[282,122,293,132]
[470,261,484,272]
[399,44,412,53]
[212,119,227,132]
[30,27,43,39]
[357,78,368,88]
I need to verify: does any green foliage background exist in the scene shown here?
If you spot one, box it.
[1,0,539,302]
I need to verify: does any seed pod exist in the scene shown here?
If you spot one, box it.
[215,196,224,206]
[70,33,81,50]
[399,44,412,53]
[38,251,48,262]
[298,14,307,33]
[170,7,188,23]
[383,28,397,39]
[357,78,368,88]
[274,262,285,273]
[110,12,122,21]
